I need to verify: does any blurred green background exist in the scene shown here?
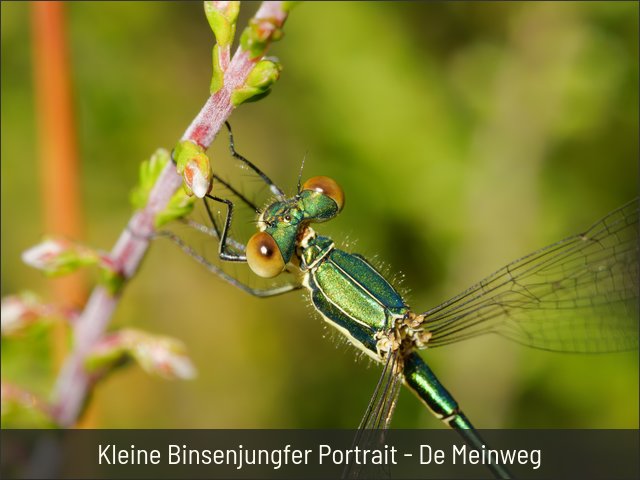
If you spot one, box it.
[2,2,638,429]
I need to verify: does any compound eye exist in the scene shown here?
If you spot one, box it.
[302,176,345,212]
[246,231,285,278]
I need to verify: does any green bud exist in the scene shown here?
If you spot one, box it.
[131,148,196,225]
[173,140,212,198]
[21,237,100,277]
[204,1,240,47]
[85,329,197,380]
[240,17,284,60]
[98,266,126,296]
[231,59,282,106]
[246,59,282,89]
[84,338,128,374]
[1,293,40,336]
[174,140,203,174]
[21,237,124,296]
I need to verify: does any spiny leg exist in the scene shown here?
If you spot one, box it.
[202,171,264,260]
[204,194,247,262]
[199,121,286,257]
[183,174,258,254]
[202,121,287,260]
[213,173,260,212]
[224,121,285,198]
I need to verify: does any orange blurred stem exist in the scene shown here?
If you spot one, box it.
[31,3,87,371]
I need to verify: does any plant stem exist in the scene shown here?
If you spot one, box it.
[51,1,290,427]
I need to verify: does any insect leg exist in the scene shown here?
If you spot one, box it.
[224,121,285,198]
[155,229,301,297]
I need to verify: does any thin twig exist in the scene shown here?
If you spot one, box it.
[51,1,290,427]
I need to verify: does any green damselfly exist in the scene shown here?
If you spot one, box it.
[165,124,639,479]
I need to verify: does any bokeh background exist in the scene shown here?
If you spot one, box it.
[2,2,638,429]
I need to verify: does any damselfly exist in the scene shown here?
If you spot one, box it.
[164,124,639,479]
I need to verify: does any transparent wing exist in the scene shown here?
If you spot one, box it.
[358,351,404,431]
[421,199,639,352]
[343,351,403,479]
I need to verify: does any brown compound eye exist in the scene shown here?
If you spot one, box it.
[246,231,285,278]
[302,176,345,212]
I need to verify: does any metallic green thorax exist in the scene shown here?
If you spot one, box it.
[301,235,408,354]
[260,190,407,355]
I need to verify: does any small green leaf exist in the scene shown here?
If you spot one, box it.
[155,186,196,228]
[22,238,101,277]
[231,59,282,106]
[1,382,56,428]
[130,148,171,209]
[131,148,197,225]
[1,292,76,336]
[210,44,224,94]
[22,238,124,295]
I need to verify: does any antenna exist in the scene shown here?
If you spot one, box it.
[297,151,308,194]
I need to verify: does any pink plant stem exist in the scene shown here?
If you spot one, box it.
[51,1,289,427]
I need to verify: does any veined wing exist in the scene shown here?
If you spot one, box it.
[358,351,404,431]
[343,351,403,479]
[421,199,639,352]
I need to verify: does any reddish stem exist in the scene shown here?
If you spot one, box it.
[51,1,290,427]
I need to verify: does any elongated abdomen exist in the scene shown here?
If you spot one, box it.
[403,352,513,479]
